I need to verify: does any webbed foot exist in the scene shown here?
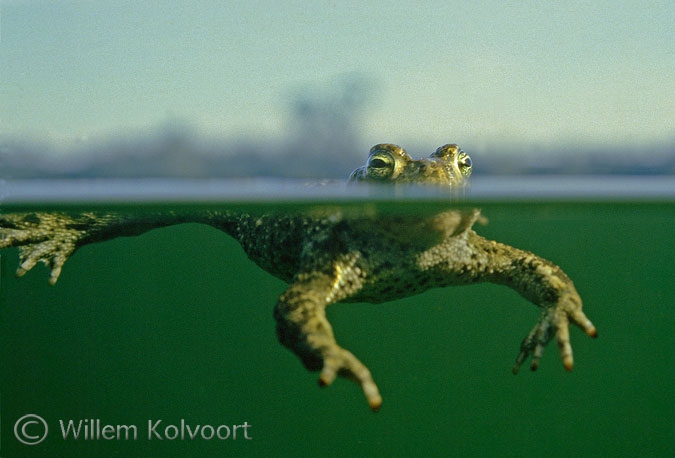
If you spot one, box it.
[512,285,597,374]
[0,212,92,284]
[274,278,382,411]
[318,346,382,411]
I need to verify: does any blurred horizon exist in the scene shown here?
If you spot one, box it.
[2,75,674,178]
[1,1,673,177]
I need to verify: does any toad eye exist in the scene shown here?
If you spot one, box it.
[458,153,472,168]
[366,151,396,179]
[368,157,388,168]
[458,152,472,176]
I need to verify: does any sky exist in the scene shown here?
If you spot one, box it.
[1,0,673,151]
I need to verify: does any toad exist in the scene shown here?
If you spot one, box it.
[0,143,596,411]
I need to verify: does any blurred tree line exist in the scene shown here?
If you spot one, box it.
[1,76,673,178]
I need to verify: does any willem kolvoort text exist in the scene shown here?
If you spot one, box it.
[59,419,252,440]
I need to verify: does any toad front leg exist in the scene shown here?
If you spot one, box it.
[0,211,208,284]
[474,233,598,373]
[0,212,136,284]
[421,231,597,373]
[274,269,383,411]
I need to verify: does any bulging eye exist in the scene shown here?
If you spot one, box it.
[366,151,396,179]
[368,157,389,169]
[459,153,472,168]
[458,152,472,176]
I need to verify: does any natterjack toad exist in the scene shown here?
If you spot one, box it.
[0,144,596,411]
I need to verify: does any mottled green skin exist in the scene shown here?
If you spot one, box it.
[0,143,596,411]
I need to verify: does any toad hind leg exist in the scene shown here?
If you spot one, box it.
[273,273,382,411]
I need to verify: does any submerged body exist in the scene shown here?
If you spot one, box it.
[0,144,596,411]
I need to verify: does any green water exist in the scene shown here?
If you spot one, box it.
[0,200,673,457]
